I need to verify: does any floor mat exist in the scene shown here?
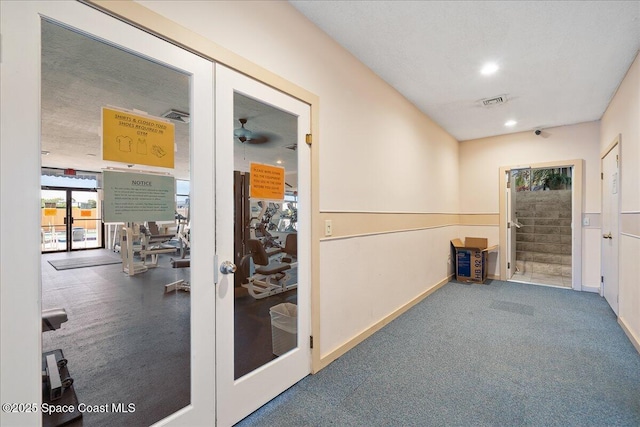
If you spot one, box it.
[48,256,121,270]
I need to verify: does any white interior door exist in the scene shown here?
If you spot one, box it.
[215,64,311,426]
[1,2,215,426]
[601,144,620,315]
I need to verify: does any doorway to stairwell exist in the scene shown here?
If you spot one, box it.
[510,167,572,287]
[500,160,583,290]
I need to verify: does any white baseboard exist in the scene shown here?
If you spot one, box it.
[580,285,600,293]
[619,316,640,356]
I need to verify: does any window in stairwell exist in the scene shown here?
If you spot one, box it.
[513,167,572,192]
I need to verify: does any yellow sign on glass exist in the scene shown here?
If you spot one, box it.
[250,163,285,200]
[102,107,175,168]
[44,208,57,217]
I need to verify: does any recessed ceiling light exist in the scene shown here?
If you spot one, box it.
[276,160,283,165]
[504,120,517,127]
[481,62,499,75]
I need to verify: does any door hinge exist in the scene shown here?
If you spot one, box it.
[507,262,511,269]
[601,172,603,180]
[310,335,313,349]
[506,180,511,189]
[601,275,604,283]
[507,222,511,229]
[305,134,312,146]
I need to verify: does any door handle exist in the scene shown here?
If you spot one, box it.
[219,261,237,275]
[602,233,612,239]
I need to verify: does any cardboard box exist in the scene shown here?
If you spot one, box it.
[451,237,497,284]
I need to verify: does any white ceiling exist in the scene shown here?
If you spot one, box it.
[290,1,640,141]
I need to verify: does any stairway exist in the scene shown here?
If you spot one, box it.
[514,190,572,287]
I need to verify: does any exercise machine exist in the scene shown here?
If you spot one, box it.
[120,222,177,276]
[165,257,191,293]
[42,309,82,426]
[240,237,297,299]
[164,279,190,293]
[175,210,191,259]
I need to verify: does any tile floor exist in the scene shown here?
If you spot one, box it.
[511,269,572,288]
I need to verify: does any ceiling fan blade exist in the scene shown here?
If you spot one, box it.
[247,134,270,144]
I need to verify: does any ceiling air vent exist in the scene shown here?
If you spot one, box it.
[480,95,508,107]
[161,109,190,123]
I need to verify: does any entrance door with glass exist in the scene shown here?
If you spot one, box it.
[41,188,102,252]
[215,64,312,426]
[1,2,214,426]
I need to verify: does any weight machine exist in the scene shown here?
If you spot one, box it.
[240,234,297,299]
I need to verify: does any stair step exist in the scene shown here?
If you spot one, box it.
[516,260,572,277]
[516,252,571,265]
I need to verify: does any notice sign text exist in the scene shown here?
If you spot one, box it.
[103,170,175,222]
[102,107,175,168]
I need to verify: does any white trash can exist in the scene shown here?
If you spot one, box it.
[269,302,297,356]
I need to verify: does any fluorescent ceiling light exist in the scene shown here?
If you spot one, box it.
[504,120,517,127]
[481,62,499,75]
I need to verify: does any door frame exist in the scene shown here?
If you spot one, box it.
[505,167,529,280]
[600,135,621,313]
[499,159,583,289]
[1,2,215,425]
[83,0,322,371]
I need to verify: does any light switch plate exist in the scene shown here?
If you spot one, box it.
[325,220,332,236]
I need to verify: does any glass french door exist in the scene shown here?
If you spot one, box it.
[1,1,214,426]
[215,64,311,426]
[41,188,102,252]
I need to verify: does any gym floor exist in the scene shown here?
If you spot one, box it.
[41,248,294,427]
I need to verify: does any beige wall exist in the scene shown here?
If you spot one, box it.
[459,122,602,287]
[601,52,640,352]
[132,1,639,359]
[134,0,461,365]
[601,52,640,212]
[138,0,460,213]
[459,121,601,213]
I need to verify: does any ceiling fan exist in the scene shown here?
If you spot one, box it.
[234,118,273,144]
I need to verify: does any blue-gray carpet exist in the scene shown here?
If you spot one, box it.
[236,280,640,426]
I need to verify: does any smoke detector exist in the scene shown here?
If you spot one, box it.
[161,109,190,123]
[479,95,508,107]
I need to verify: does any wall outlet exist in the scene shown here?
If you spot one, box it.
[325,220,332,236]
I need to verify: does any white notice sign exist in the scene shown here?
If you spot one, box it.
[103,170,175,222]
